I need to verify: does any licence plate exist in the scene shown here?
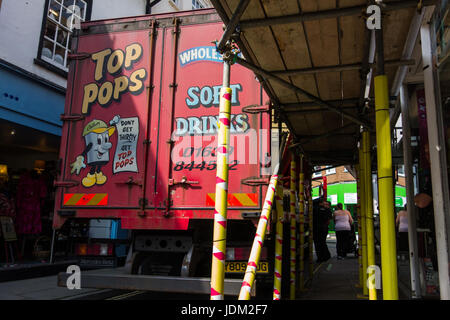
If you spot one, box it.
[225,261,269,274]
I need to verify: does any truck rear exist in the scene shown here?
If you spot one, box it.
[54,9,272,294]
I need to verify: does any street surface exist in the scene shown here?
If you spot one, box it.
[0,237,342,300]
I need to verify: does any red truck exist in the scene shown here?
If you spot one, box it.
[54,9,274,295]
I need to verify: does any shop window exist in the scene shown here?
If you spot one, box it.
[192,0,204,9]
[35,0,92,76]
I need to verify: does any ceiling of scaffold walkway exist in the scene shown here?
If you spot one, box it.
[211,0,435,165]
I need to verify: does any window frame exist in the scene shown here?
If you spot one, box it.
[35,0,92,77]
[312,166,322,178]
[192,0,204,9]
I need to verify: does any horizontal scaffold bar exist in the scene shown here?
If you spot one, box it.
[239,0,437,29]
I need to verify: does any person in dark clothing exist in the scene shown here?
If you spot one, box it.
[313,198,332,262]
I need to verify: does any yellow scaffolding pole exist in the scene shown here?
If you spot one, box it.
[355,165,364,289]
[374,74,398,300]
[359,145,368,297]
[239,169,279,300]
[273,176,284,300]
[289,158,297,299]
[298,156,305,291]
[210,85,232,300]
[363,130,377,300]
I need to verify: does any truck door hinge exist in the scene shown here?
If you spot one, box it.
[54,180,79,188]
[162,198,173,217]
[241,176,270,186]
[139,198,149,209]
[67,52,91,61]
[169,176,199,187]
[242,104,271,114]
[60,114,85,122]
[115,177,142,187]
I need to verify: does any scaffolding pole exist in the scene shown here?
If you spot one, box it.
[210,54,232,300]
[308,182,314,282]
[239,167,279,300]
[299,155,305,291]
[359,145,369,298]
[273,175,284,300]
[356,165,364,289]
[374,21,399,299]
[420,20,450,300]
[363,130,377,300]
[289,158,297,299]
[399,84,422,299]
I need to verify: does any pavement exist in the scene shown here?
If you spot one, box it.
[0,274,104,300]
[299,237,362,300]
[0,235,417,300]
[0,259,114,300]
[298,237,415,300]
[0,260,78,283]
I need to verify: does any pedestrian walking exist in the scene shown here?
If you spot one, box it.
[396,204,409,252]
[313,198,332,262]
[333,203,353,259]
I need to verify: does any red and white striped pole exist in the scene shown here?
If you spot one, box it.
[239,165,279,300]
[210,57,232,300]
[273,175,285,300]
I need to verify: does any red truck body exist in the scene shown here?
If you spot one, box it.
[53,9,271,233]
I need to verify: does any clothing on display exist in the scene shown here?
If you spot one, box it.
[15,171,47,235]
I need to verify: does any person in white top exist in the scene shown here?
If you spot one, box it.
[396,204,409,252]
[333,203,353,259]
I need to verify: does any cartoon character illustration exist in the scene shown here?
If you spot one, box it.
[70,116,120,187]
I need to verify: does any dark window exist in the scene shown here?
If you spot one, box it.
[36,0,92,76]
[192,0,204,9]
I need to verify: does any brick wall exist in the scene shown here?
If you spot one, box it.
[312,166,355,187]
[311,166,407,188]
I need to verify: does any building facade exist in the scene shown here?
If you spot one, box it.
[312,165,407,219]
